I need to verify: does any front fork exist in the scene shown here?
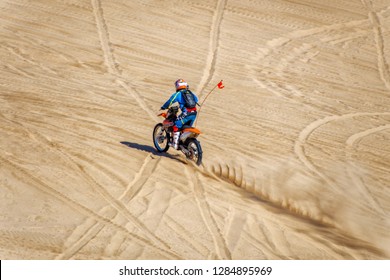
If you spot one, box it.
[158,126,171,144]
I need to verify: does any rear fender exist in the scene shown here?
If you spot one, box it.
[182,127,201,134]
[180,131,199,142]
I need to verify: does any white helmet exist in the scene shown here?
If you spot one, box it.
[174,79,188,91]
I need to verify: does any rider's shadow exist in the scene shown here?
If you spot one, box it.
[120,141,186,163]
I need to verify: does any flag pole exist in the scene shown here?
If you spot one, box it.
[194,80,223,127]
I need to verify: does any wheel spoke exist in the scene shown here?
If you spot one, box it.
[153,124,169,152]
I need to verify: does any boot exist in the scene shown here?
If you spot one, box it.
[171,131,180,150]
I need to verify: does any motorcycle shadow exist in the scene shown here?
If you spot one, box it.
[120,141,187,164]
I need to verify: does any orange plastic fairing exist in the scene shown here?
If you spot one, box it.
[183,127,201,134]
[158,112,167,118]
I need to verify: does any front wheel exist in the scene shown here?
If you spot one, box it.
[186,138,202,165]
[153,123,170,152]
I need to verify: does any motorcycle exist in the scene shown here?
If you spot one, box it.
[153,106,203,165]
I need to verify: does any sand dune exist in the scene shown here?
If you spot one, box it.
[1,0,389,259]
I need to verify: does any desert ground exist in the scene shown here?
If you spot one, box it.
[1,0,389,260]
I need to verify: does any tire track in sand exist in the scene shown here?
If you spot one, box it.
[184,167,231,259]
[361,0,390,91]
[345,124,390,216]
[208,161,335,226]
[194,162,344,258]
[196,0,226,98]
[0,229,61,256]
[90,0,178,257]
[1,115,177,259]
[91,0,158,122]
[222,207,248,255]
[5,1,167,258]
[1,42,58,75]
[204,161,386,258]
[103,155,166,257]
[58,155,177,259]
[205,183,384,257]
[249,18,368,109]
[0,154,176,259]
[39,130,172,257]
[294,112,390,187]
[163,215,213,258]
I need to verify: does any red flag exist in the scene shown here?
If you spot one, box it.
[217,80,224,89]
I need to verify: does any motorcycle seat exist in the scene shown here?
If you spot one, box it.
[181,125,192,130]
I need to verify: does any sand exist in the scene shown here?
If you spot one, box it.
[0,0,389,259]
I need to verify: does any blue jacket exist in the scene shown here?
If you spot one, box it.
[161,90,199,112]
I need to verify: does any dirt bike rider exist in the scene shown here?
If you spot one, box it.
[160,79,199,150]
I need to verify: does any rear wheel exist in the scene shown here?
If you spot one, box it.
[186,139,202,165]
[153,123,170,152]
